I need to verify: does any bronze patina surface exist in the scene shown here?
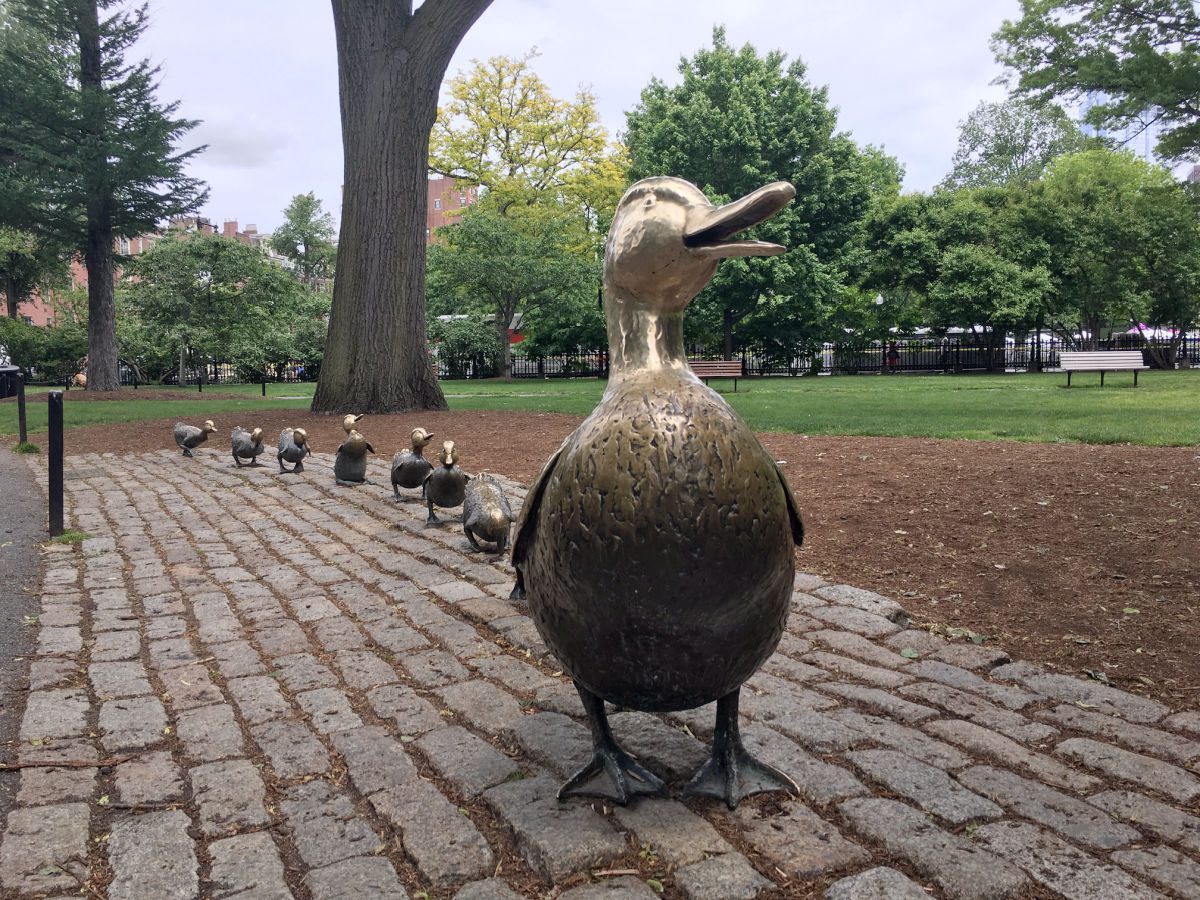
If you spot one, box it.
[511,176,803,808]
[230,426,266,468]
[424,440,469,525]
[333,428,374,485]
[391,427,435,499]
[462,473,514,552]
[277,427,311,474]
[174,419,217,457]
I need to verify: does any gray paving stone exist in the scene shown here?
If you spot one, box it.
[27,658,80,690]
[367,683,446,735]
[831,709,967,769]
[296,688,363,734]
[108,809,198,900]
[0,803,89,895]
[471,654,558,694]
[804,650,913,687]
[839,797,1027,900]
[609,711,709,781]
[191,758,270,836]
[115,750,184,805]
[743,725,867,805]
[812,584,908,624]
[454,879,524,900]
[227,674,292,724]
[931,642,1011,671]
[256,620,312,656]
[330,725,419,795]
[735,799,868,879]
[754,706,863,754]
[332,649,399,688]
[923,719,1099,792]
[98,696,169,752]
[512,711,594,779]
[401,647,472,687]
[148,636,200,669]
[825,867,929,900]
[907,659,1037,710]
[957,765,1138,849]
[809,606,902,638]
[37,625,82,654]
[305,857,407,899]
[91,628,141,661]
[483,775,624,880]
[20,688,90,740]
[845,749,1001,825]
[818,682,937,723]
[899,681,1058,742]
[1035,703,1200,763]
[250,718,332,778]
[1088,789,1200,854]
[674,853,771,900]
[436,679,525,734]
[16,757,96,805]
[176,703,245,761]
[208,832,294,900]
[1111,845,1200,898]
[612,798,731,867]
[974,820,1165,900]
[162,663,224,709]
[371,778,494,882]
[991,664,1169,723]
[1055,737,1200,802]
[312,616,368,650]
[417,725,521,796]
[364,618,430,653]
[210,639,266,678]
[281,781,384,868]
[271,653,338,692]
[559,877,659,899]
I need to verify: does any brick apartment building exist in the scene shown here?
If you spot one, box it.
[427,175,476,241]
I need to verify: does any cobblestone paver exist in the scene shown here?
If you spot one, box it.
[2,449,1199,897]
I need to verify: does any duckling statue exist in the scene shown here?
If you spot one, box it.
[277,427,311,474]
[462,473,514,552]
[511,177,804,809]
[342,413,364,434]
[174,420,217,457]
[230,426,266,467]
[423,440,469,525]
[391,427,435,499]
[333,428,374,485]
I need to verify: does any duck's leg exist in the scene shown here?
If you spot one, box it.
[426,497,440,525]
[559,681,666,805]
[684,688,799,809]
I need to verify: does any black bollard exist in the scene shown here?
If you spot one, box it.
[48,390,64,537]
[17,372,27,445]
[261,380,266,398]
[198,379,203,393]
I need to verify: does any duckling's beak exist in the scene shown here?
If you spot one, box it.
[684,181,795,259]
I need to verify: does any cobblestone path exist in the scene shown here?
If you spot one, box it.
[3,450,1200,899]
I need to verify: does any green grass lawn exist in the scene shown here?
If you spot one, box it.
[4,371,1198,446]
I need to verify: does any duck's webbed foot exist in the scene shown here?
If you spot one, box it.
[182,447,193,457]
[559,682,666,806]
[684,689,799,809]
[425,499,440,526]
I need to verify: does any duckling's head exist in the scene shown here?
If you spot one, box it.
[203,420,217,434]
[250,427,264,445]
[292,428,308,446]
[604,177,795,312]
[342,413,364,433]
[411,427,434,449]
[439,440,457,467]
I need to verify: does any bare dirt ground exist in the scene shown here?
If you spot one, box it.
[28,405,1200,705]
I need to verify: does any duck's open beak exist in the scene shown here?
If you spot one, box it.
[684,181,795,258]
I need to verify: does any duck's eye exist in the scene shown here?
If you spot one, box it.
[644,193,656,207]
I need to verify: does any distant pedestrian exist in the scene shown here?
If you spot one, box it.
[885,341,900,374]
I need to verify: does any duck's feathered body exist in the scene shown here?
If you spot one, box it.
[511,175,802,808]
[424,441,469,524]
[333,429,373,485]
[391,428,435,498]
[174,420,216,457]
[463,473,514,553]
[277,428,311,473]
[230,426,266,467]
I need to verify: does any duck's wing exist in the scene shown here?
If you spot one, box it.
[510,436,570,597]
[365,442,375,454]
[774,463,805,547]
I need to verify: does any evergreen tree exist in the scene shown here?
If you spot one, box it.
[0,0,206,390]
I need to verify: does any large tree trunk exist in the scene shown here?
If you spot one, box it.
[5,274,18,319]
[722,308,734,361]
[496,313,511,382]
[79,0,119,391]
[313,0,493,413]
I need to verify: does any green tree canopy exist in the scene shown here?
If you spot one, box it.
[993,0,1200,159]
[426,201,596,381]
[269,192,337,289]
[124,233,326,383]
[942,98,1088,189]
[0,0,207,389]
[0,226,69,319]
[624,27,901,358]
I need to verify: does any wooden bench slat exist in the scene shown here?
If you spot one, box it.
[688,360,742,391]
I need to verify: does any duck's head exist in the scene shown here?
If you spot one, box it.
[292,428,308,446]
[342,413,364,433]
[203,420,217,434]
[250,427,264,445]
[605,177,795,312]
[411,427,434,449]
[439,440,458,467]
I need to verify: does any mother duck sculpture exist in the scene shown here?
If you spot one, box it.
[511,176,804,809]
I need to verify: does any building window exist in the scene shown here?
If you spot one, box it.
[434,198,441,210]
[459,194,466,206]
[21,316,33,325]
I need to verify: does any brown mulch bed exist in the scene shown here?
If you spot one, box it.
[34,407,1200,705]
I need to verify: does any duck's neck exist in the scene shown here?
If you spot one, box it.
[605,293,689,381]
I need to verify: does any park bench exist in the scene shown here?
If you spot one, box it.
[1060,350,1149,387]
[689,359,743,391]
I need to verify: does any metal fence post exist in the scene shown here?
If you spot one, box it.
[261,380,266,397]
[17,372,27,445]
[48,390,64,537]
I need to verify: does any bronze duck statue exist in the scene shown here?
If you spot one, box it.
[334,428,374,485]
[391,427,435,499]
[174,420,217,457]
[277,427,311,474]
[463,473,514,552]
[230,426,266,467]
[424,440,468,525]
[510,176,804,809]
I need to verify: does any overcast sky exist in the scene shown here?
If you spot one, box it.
[135,0,1022,234]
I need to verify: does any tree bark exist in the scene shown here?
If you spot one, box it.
[496,313,511,382]
[5,274,18,319]
[312,0,493,413]
[79,0,119,391]
[722,308,734,361]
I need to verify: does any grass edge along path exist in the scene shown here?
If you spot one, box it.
[3,370,1199,447]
